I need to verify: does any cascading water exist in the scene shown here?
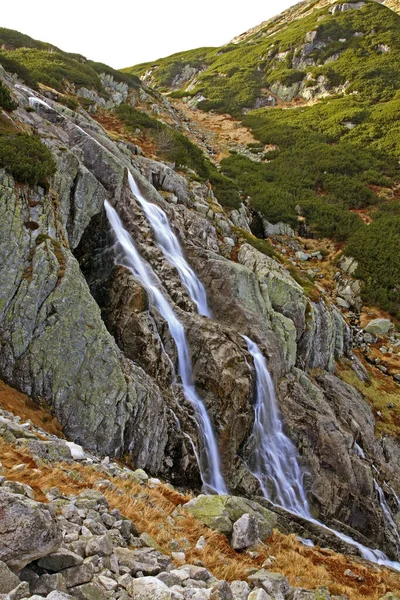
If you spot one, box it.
[27,95,225,494]
[104,200,227,495]
[243,336,311,516]
[374,479,400,551]
[128,173,211,317]
[244,336,400,572]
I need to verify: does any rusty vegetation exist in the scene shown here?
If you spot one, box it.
[0,434,399,599]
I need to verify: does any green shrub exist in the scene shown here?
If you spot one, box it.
[346,210,400,317]
[0,134,56,187]
[0,81,17,111]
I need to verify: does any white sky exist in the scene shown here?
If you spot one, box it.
[1,0,299,69]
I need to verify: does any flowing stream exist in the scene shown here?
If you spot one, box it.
[244,336,400,572]
[104,200,226,495]
[128,173,211,317]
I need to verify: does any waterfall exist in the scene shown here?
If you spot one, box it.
[243,336,311,516]
[104,200,227,495]
[374,479,400,551]
[128,173,211,317]
[244,336,400,572]
[27,95,225,495]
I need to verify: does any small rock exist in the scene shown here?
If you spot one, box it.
[31,573,67,595]
[172,552,186,564]
[231,514,260,551]
[7,581,30,600]
[229,580,250,600]
[63,562,95,588]
[85,534,113,557]
[0,561,20,593]
[247,590,272,600]
[98,575,118,591]
[364,318,391,336]
[127,576,172,599]
[210,580,233,599]
[195,536,206,550]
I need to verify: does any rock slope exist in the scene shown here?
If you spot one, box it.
[0,41,399,565]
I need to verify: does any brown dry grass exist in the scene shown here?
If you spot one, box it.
[1,438,400,599]
[92,111,158,157]
[0,379,63,437]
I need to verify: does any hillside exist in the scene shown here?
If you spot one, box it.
[0,10,400,600]
[125,0,400,320]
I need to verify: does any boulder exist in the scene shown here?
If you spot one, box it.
[183,495,277,539]
[38,549,84,571]
[0,489,61,570]
[247,571,290,600]
[231,514,260,550]
[364,319,391,336]
[127,576,172,599]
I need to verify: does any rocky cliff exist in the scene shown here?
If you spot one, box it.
[0,26,399,569]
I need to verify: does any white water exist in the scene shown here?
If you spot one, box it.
[374,479,400,551]
[104,200,226,495]
[27,96,226,493]
[244,336,400,572]
[128,173,211,317]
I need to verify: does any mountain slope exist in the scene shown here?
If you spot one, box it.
[124,0,400,319]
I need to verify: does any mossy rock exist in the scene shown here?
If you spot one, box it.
[184,494,277,539]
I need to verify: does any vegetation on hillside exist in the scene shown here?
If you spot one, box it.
[0,81,17,111]
[125,1,400,316]
[115,104,241,208]
[0,27,141,95]
[0,134,56,187]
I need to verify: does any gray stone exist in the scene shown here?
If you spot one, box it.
[127,576,172,599]
[68,581,108,600]
[229,580,250,600]
[210,580,233,599]
[364,319,391,336]
[85,534,113,557]
[38,549,84,571]
[247,591,273,600]
[97,575,117,591]
[231,514,260,550]
[63,563,95,588]
[0,561,20,594]
[47,592,76,600]
[247,571,289,600]
[7,581,30,600]
[0,490,61,570]
[31,573,67,595]
[1,481,35,499]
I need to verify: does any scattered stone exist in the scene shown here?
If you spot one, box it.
[85,534,113,557]
[63,562,95,588]
[231,514,260,550]
[230,580,250,599]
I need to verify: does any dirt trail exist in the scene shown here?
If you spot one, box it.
[172,100,258,161]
